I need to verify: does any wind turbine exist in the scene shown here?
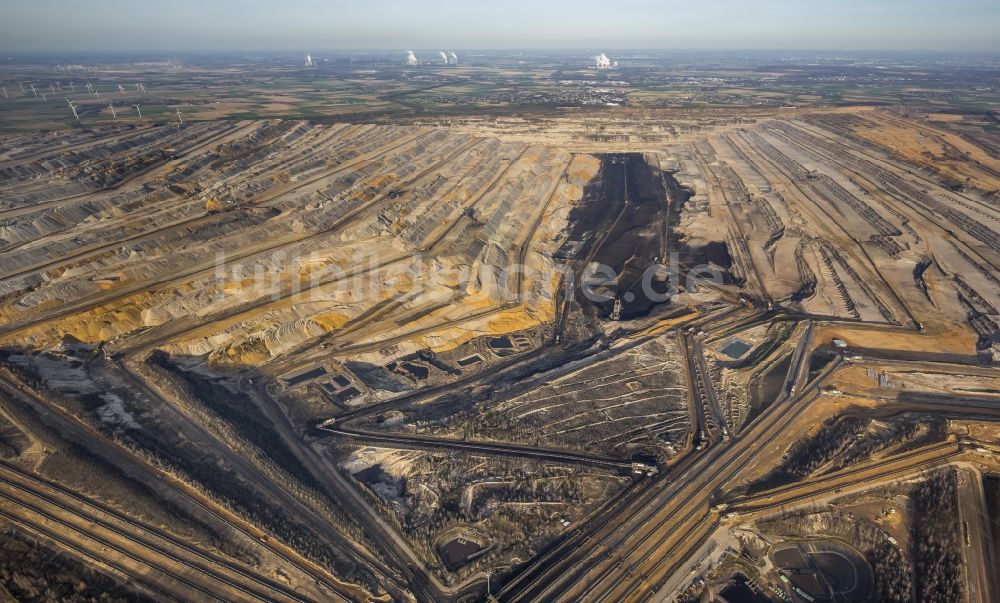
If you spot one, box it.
[172,106,183,124]
[49,83,56,95]
[133,103,141,118]
[85,82,92,94]
[29,84,37,97]
[1,86,7,99]
[40,92,47,102]
[108,100,117,119]
[68,81,75,93]
[64,98,79,121]
[17,81,24,93]
[118,84,125,95]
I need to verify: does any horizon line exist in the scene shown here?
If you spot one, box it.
[3,47,1000,56]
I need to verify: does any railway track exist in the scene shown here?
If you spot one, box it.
[1,123,158,165]
[0,471,301,602]
[107,358,412,598]
[0,460,314,601]
[597,351,998,602]
[787,119,1000,269]
[728,439,963,514]
[511,160,572,298]
[730,129,911,326]
[497,446,711,603]
[756,123,933,328]
[245,379,443,603]
[256,145,539,372]
[510,355,843,602]
[497,309,785,601]
[5,116,996,603]
[0,507,191,603]
[0,122,413,282]
[0,121,252,221]
[815,112,1000,218]
[0,373,361,602]
[0,492,244,602]
[0,132,482,341]
[689,142,769,303]
[309,303,758,601]
[577,372,842,602]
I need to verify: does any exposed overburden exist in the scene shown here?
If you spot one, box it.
[1,71,999,602]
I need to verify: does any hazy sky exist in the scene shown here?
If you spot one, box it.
[2,0,999,52]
